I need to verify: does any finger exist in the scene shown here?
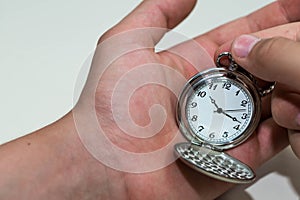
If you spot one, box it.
[230,35,300,130]
[98,0,197,45]
[216,22,300,56]
[194,0,300,56]
[279,0,300,22]
[272,85,300,130]
[288,129,300,159]
[231,35,300,88]
[215,23,300,129]
[216,26,300,128]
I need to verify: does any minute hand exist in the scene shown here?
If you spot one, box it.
[222,111,241,123]
[222,109,246,112]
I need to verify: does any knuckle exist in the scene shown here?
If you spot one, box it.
[272,108,286,128]
[271,91,300,130]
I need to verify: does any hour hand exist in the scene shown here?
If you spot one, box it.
[209,96,219,109]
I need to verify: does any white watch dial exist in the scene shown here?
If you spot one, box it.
[186,77,254,145]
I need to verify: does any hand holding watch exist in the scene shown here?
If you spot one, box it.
[174,52,275,184]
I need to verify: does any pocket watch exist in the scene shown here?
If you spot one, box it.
[175,52,275,184]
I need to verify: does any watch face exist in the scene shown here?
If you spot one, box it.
[177,68,261,150]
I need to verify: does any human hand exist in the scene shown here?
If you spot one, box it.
[214,0,300,160]
[72,0,300,199]
[227,35,300,159]
[2,1,300,200]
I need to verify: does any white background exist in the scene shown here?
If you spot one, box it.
[1,0,299,199]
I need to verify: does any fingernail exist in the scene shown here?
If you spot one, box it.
[232,35,261,58]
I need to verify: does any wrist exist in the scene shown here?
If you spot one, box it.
[38,111,126,199]
[0,111,126,199]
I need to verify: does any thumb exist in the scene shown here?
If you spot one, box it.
[231,35,300,159]
[230,35,300,90]
[98,0,197,46]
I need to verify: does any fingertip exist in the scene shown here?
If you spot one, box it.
[231,34,261,59]
[288,129,300,159]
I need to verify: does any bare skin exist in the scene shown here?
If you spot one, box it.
[0,0,300,199]
[228,35,300,158]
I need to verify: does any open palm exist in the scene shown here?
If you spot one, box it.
[76,0,300,199]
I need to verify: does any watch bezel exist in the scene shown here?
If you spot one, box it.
[176,67,261,150]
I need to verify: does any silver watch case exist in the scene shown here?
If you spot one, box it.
[175,67,261,184]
